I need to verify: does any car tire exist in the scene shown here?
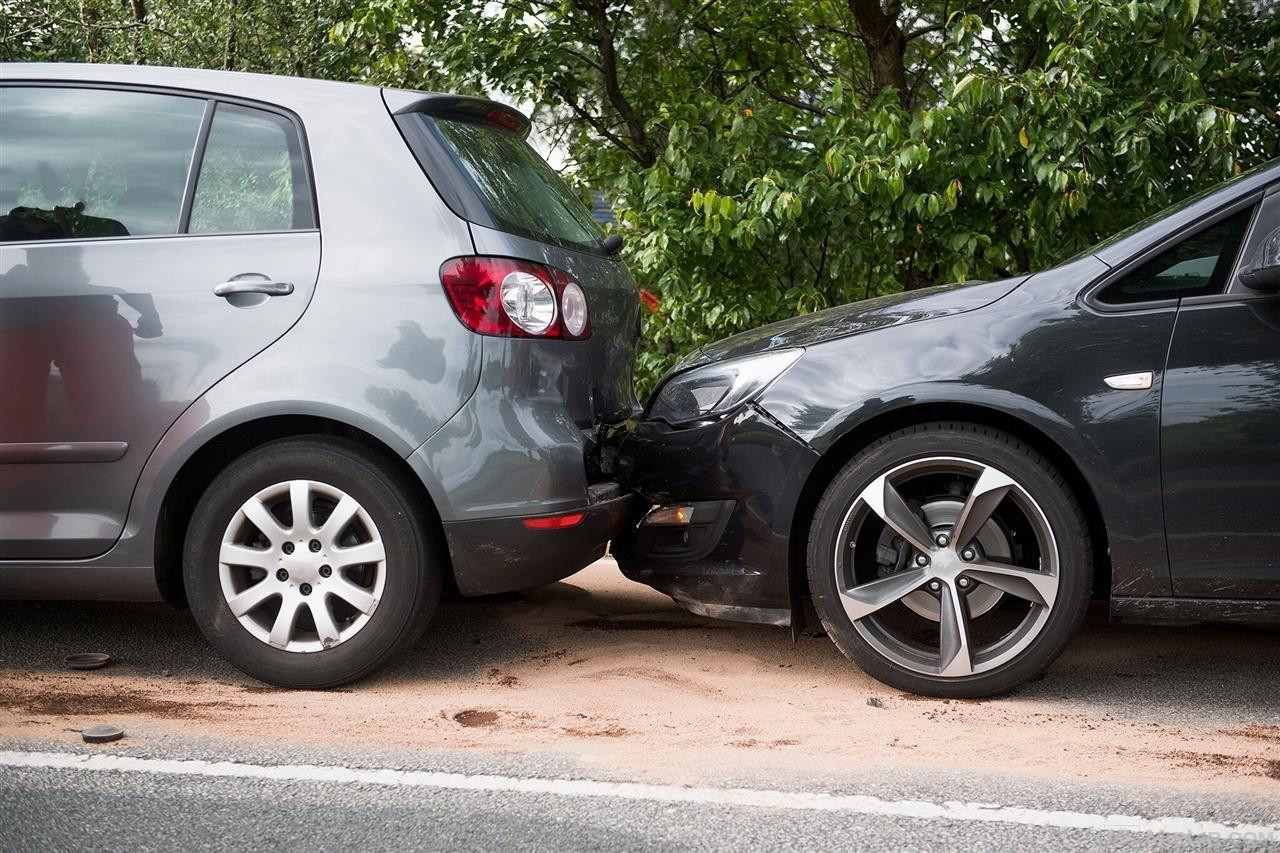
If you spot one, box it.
[184,436,442,689]
[807,422,1092,698]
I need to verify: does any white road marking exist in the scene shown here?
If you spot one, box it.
[1,750,1276,842]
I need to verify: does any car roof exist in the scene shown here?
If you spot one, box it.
[0,62,394,107]
[0,62,529,133]
[1092,158,1280,267]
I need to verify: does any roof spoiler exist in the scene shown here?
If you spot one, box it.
[388,93,531,139]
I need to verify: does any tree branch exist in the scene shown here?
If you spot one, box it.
[1256,102,1280,129]
[576,0,655,165]
[905,23,945,41]
[550,83,647,163]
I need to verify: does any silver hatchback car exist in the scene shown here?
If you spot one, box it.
[0,64,640,687]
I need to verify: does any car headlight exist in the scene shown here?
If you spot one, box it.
[648,349,803,424]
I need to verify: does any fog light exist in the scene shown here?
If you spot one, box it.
[641,505,694,526]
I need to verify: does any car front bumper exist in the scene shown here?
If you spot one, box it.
[613,404,820,626]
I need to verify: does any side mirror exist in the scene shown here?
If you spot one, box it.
[1239,225,1280,292]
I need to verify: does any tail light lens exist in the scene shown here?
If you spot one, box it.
[500,270,558,335]
[560,281,589,337]
[440,256,591,339]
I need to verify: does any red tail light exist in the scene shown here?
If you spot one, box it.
[439,256,591,339]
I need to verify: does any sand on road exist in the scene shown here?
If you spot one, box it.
[1,559,1277,796]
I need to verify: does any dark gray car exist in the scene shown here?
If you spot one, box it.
[0,64,640,687]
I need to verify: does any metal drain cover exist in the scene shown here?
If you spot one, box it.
[81,724,125,744]
[65,653,111,670]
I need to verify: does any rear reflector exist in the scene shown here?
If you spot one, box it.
[522,512,586,529]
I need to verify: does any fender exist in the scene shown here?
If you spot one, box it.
[760,276,1174,599]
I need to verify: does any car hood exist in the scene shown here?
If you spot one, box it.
[676,276,1027,369]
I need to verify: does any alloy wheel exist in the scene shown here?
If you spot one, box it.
[833,457,1059,678]
[217,480,387,652]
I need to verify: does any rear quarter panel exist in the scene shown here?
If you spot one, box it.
[412,226,640,521]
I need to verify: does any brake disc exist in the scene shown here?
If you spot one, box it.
[879,499,1012,622]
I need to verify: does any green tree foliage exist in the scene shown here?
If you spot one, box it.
[6,0,1278,393]
[2,0,362,76]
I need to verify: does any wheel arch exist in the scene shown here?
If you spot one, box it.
[786,402,1111,633]
[154,414,452,607]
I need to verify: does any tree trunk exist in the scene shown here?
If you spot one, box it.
[898,246,931,291]
[847,0,911,110]
[1013,245,1031,275]
[902,263,930,291]
[223,0,238,71]
[80,0,103,61]
[130,0,146,63]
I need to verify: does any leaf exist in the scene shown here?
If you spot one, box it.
[952,73,977,99]
[1196,106,1217,136]
[887,172,905,200]
[1019,126,1030,149]
[856,167,874,195]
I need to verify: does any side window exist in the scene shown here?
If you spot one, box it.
[1097,207,1254,305]
[0,86,204,242]
[189,104,314,234]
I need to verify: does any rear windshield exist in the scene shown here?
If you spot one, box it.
[430,117,604,251]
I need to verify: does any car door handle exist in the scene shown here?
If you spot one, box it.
[213,278,294,298]
[1104,371,1153,390]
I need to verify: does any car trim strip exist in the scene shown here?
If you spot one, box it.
[178,99,216,234]
[0,442,129,464]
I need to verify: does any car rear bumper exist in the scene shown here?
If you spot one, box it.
[407,319,640,595]
[443,485,637,595]
[612,405,820,625]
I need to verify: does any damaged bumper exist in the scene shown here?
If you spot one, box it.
[613,404,820,625]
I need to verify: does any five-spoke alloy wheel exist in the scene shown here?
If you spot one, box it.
[185,437,441,689]
[808,423,1092,698]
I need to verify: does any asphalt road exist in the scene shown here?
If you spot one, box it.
[1,560,1277,851]
[4,760,1277,853]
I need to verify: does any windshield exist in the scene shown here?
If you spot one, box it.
[431,117,604,251]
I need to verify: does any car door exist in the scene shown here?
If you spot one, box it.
[1160,188,1280,599]
[0,84,320,560]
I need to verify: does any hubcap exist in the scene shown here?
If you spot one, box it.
[834,457,1059,678]
[218,480,386,653]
